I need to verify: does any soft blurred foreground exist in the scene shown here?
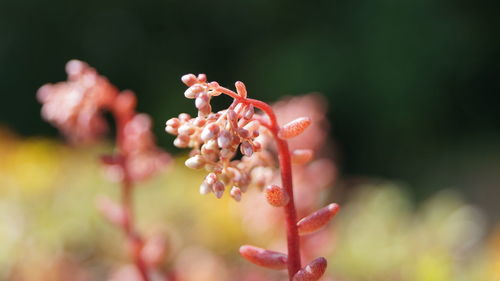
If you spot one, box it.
[0,128,498,281]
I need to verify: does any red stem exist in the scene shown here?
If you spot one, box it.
[114,109,150,281]
[218,86,302,279]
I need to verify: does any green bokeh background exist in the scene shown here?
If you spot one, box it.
[0,0,499,209]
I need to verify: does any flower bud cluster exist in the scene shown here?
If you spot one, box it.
[165,74,275,200]
[37,60,119,144]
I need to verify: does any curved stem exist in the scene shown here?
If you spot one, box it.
[217,86,302,279]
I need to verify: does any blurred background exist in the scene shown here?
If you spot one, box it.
[0,0,499,280]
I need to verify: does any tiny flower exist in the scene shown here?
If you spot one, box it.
[185,155,206,169]
[264,184,290,207]
[239,245,288,270]
[217,129,232,149]
[278,117,311,139]
[292,257,327,281]
[178,123,195,135]
[201,123,220,141]
[230,186,242,201]
[213,181,225,198]
[181,73,197,86]
[240,141,254,157]
[199,182,212,195]
[173,135,190,148]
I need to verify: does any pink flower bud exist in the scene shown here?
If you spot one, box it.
[193,117,206,127]
[199,182,212,195]
[292,257,327,281]
[96,196,126,227]
[213,181,225,198]
[205,173,218,185]
[173,135,190,148]
[297,203,340,235]
[184,85,203,99]
[220,148,235,159]
[230,186,242,202]
[201,123,220,141]
[226,109,238,128]
[240,141,254,157]
[178,113,191,121]
[278,117,311,139]
[181,74,197,86]
[243,105,254,120]
[239,245,288,270]
[217,129,232,149]
[235,81,247,98]
[243,120,260,133]
[292,149,314,165]
[264,184,289,207]
[166,117,180,128]
[237,127,250,139]
[197,73,207,83]
[178,123,195,135]
[198,104,212,116]
[185,155,206,169]
[195,92,209,109]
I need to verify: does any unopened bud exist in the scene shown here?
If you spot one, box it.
[195,92,209,109]
[197,73,207,83]
[181,74,197,86]
[237,127,250,139]
[201,123,220,141]
[235,81,247,98]
[213,181,225,198]
[217,130,232,149]
[243,105,254,120]
[198,104,212,116]
[205,173,218,185]
[292,149,314,165]
[292,257,327,281]
[239,245,288,270]
[178,123,195,135]
[184,85,203,99]
[173,135,190,148]
[166,118,180,128]
[297,203,340,235]
[243,120,260,133]
[178,113,191,121]
[230,186,242,202]
[265,184,289,207]
[240,141,254,157]
[278,117,311,139]
[185,155,206,169]
[199,182,212,195]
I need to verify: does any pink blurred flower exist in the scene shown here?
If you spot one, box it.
[37,60,119,144]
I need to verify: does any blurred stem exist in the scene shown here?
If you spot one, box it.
[114,107,150,281]
[218,86,302,280]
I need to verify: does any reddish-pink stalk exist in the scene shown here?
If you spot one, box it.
[114,109,150,281]
[217,86,302,279]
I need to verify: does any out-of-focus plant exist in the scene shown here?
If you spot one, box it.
[165,74,339,281]
[37,60,171,281]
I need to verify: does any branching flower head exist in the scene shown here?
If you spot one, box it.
[165,74,281,200]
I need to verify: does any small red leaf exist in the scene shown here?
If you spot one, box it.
[293,257,327,281]
[297,203,340,235]
[239,245,288,270]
